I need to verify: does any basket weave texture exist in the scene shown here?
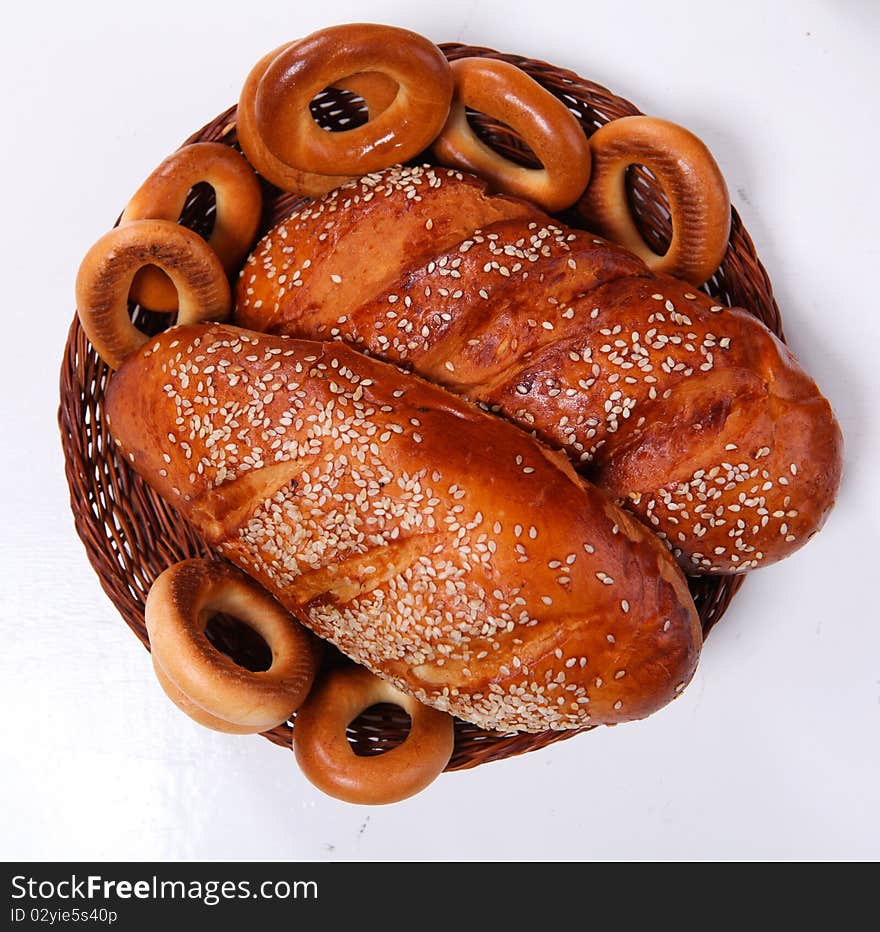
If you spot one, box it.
[59,43,781,771]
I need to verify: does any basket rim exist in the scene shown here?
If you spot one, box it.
[58,39,781,773]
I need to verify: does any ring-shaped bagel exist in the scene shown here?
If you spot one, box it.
[253,24,453,176]
[145,559,320,730]
[237,41,399,196]
[293,665,455,805]
[577,115,731,285]
[152,659,266,734]
[75,220,231,369]
[120,142,262,312]
[432,57,592,212]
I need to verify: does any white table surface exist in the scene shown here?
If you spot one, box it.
[2,0,878,861]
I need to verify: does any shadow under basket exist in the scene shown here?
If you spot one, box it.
[58,42,782,773]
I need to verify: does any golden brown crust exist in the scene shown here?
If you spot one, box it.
[76,220,231,370]
[577,116,731,285]
[432,58,592,211]
[237,43,363,196]
[235,164,541,336]
[152,659,260,734]
[145,559,321,731]
[234,167,842,575]
[293,665,455,804]
[237,27,450,196]
[254,25,452,176]
[120,142,262,312]
[107,323,701,733]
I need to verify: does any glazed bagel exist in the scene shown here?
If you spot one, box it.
[578,115,731,285]
[252,24,453,176]
[75,219,231,370]
[237,41,399,196]
[433,57,591,212]
[120,142,262,312]
[293,665,455,805]
[145,559,320,732]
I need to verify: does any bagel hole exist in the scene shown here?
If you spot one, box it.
[464,108,543,169]
[129,304,176,336]
[625,164,672,256]
[204,612,273,672]
[178,181,217,239]
[310,87,373,132]
[127,182,217,320]
[346,703,412,757]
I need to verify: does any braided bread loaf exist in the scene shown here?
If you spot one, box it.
[236,165,842,574]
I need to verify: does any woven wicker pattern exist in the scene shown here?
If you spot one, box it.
[59,43,782,772]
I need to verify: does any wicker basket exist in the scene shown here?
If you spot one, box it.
[58,42,781,772]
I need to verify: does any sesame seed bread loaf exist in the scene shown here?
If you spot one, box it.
[105,323,701,733]
[236,163,540,336]
[235,165,843,574]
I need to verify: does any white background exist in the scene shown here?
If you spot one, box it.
[2,0,878,861]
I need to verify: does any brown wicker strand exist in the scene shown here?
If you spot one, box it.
[59,43,780,773]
